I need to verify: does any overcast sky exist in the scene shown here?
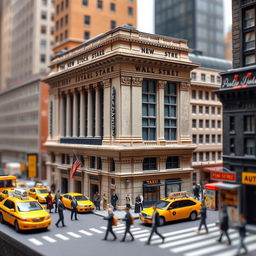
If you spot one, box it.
[137,0,232,34]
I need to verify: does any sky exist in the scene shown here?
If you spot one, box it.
[137,0,232,34]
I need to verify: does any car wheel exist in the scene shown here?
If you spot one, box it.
[190,211,197,221]
[0,213,5,224]
[159,217,165,226]
[15,221,20,232]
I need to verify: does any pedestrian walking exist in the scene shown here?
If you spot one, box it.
[195,200,208,234]
[95,192,101,211]
[103,208,117,241]
[146,205,165,245]
[71,196,78,221]
[125,194,131,209]
[121,207,134,242]
[135,195,141,213]
[217,208,231,245]
[55,196,66,228]
[102,193,108,210]
[140,194,144,210]
[235,214,248,256]
[193,184,200,201]
[46,191,54,213]
[111,192,118,211]
[54,190,60,213]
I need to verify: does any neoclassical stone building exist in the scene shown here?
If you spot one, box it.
[44,26,198,208]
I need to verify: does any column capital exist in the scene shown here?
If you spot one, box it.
[180,82,190,91]
[132,77,143,87]
[121,76,131,86]
[92,83,98,89]
[102,79,111,88]
[157,80,167,89]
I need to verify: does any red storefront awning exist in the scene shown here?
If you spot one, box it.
[204,181,223,191]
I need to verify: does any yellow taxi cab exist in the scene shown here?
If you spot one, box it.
[0,189,51,232]
[0,189,14,201]
[27,186,50,204]
[16,182,27,189]
[62,193,95,212]
[139,191,202,226]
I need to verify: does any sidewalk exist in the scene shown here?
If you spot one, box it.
[93,209,140,219]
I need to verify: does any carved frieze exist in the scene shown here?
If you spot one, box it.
[121,76,131,86]
[132,77,143,87]
[180,82,190,91]
[102,79,111,88]
[157,80,167,89]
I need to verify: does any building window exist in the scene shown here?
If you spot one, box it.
[206,134,210,143]
[80,155,85,167]
[191,72,196,80]
[217,76,221,84]
[165,179,181,196]
[57,4,59,14]
[212,106,215,114]
[245,54,256,65]
[110,158,115,172]
[244,138,255,155]
[61,154,65,164]
[205,106,209,114]
[60,18,64,28]
[199,90,203,99]
[205,120,210,128]
[192,119,197,128]
[111,20,116,29]
[217,152,221,160]
[192,135,197,143]
[212,152,216,161]
[90,156,96,168]
[110,3,115,12]
[230,116,235,133]
[218,120,221,128]
[212,120,215,128]
[244,115,256,132]
[166,156,179,169]
[192,90,196,99]
[218,135,221,143]
[244,32,255,51]
[211,92,215,100]
[66,154,70,164]
[97,0,103,9]
[205,91,209,100]
[64,30,68,39]
[164,83,177,140]
[84,15,90,25]
[230,138,235,154]
[212,134,216,143]
[192,105,196,114]
[199,152,203,161]
[244,8,255,29]
[56,21,59,31]
[205,152,210,161]
[66,0,69,8]
[41,25,47,34]
[210,75,215,83]
[143,158,157,171]
[199,106,203,114]
[97,157,102,170]
[49,101,53,136]
[41,10,47,20]
[201,73,206,82]
[142,80,156,140]
[192,152,197,162]
[84,31,90,40]
[128,6,133,16]
[40,54,46,63]
[199,134,203,144]
[65,14,69,25]
[82,0,88,6]
[199,119,203,128]
[40,39,47,49]
[217,107,221,115]
[61,1,64,11]
[42,0,47,6]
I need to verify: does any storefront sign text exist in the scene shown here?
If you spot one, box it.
[242,172,256,185]
[145,180,160,185]
[211,171,236,182]
[135,66,179,76]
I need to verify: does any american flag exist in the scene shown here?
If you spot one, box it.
[70,153,81,179]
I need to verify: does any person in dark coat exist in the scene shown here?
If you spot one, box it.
[95,192,101,211]
[111,192,118,211]
[193,185,200,201]
[135,195,141,213]
[217,208,231,245]
[146,205,165,245]
[46,192,54,213]
[71,196,78,221]
[125,194,131,209]
[235,214,248,256]
[121,207,134,242]
[196,200,208,233]
[103,208,117,240]
[55,196,66,228]
[54,190,60,213]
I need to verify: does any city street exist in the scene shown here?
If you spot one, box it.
[0,210,256,256]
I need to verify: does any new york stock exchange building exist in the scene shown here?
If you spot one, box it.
[44,26,199,209]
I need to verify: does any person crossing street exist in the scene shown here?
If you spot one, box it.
[235,214,248,256]
[195,200,208,234]
[55,196,66,228]
[103,208,117,241]
[121,207,134,242]
[54,190,60,213]
[71,196,78,221]
[217,207,231,245]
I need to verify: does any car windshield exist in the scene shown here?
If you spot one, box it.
[17,201,43,212]
[37,189,48,194]
[74,196,88,201]
[156,200,170,210]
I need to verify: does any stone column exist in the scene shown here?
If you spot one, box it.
[66,93,71,137]
[95,85,101,137]
[87,87,93,137]
[80,89,85,137]
[157,80,167,144]
[73,92,78,137]
[179,82,191,142]
[54,93,59,139]
[102,79,111,143]
[59,93,63,137]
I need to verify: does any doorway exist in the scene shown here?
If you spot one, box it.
[61,178,68,193]
[74,180,82,193]
[90,184,99,200]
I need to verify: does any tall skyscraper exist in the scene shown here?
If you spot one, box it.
[155,0,225,58]
[53,0,137,53]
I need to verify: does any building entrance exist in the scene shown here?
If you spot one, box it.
[90,184,99,200]
[61,177,68,193]
[245,185,256,224]
[74,180,82,193]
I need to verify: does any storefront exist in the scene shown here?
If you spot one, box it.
[143,180,163,206]
[165,178,182,196]
[89,175,100,200]
[204,181,221,210]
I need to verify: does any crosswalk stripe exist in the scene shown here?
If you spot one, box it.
[116,228,141,234]
[113,226,126,231]
[28,238,43,246]
[100,226,107,230]
[134,233,150,239]
[55,234,69,241]
[139,223,216,242]
[79,230,93,236]
[90,228,103,234]
[132,230,149,235]
[67,232,81,238]
[42,236,56,243]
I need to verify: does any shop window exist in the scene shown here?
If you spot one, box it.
[97,0,103,9]
[244,8,255,29]
[191,72,196,80]
[164,82,177,140]
[230,138,235,155]
[166,156,179,169]
[90,156,96,168]
[142,80,156,140]
[110,158,115,172]
[192,119,197,128]
[143,185,160,205]
[192,90,196,99]
[97,157,102,170]
[192,135,197,144]
[110,3,116,12]
[82,0,88,6]
[192,152,197,162]
[192,105,196,114]
[244,115,256,132]
[111,20,116,29]
[128,6,133,16]
[143,158,157,171]
[84,15,90,25]
[165,179,181,196]
[244,138,255,155]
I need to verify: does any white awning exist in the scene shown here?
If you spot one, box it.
[215,183,240,190]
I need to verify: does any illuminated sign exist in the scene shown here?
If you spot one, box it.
[145,180,160,185]
[242,172,256,185]
[27,154,38,178]
[211,171,236,182]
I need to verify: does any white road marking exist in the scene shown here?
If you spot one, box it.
[79,230,93,236]
[113,226,126,231]
[100,226,107,230]
[67,232,81,238]
[42,236,56,243]
[116,227,141,234]
[28,238,43,246]
[89,228,103,234]
[134,233,150,239]
[55,234,69,241]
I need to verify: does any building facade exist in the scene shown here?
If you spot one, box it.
[217,0,256,226]
[45,26,198,208]
[155,0,225,58]
[53,0,137,53]
[0,75,48,179]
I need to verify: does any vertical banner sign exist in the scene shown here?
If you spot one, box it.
[111,87,116,136]
[27,154,38,178]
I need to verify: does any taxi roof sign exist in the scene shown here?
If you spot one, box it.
[13,189,28,200]
[168,191,188,200]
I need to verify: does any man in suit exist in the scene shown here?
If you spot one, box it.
[146,205,165,245]
[121,207,134,242]
[55,196,66,228]
[217,207,231,245]
[196,200,208,233]
[71,196,78,221]
[103,208,117,241]
[111,192,118,211]
[54,190,60,213]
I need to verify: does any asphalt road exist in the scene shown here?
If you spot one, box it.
[0,210,256,256]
